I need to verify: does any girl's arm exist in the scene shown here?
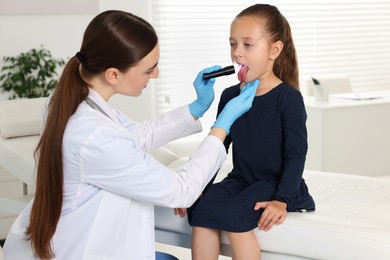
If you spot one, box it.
[272,90,308,210]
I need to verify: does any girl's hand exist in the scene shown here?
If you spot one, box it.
[254,200,287,231]
[174,208,187,218]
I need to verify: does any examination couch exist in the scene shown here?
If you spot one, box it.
[0,98,389,260]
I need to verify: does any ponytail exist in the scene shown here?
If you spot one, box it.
[26,57,88,259]
[273,18,299,90]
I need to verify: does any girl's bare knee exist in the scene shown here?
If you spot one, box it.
[227,230,261,260]
[192,227,221,260]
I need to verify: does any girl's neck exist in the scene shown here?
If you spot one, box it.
[241,74,282,96]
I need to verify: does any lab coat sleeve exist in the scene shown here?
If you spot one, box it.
[117,105,202,152]
[79,126,226,208]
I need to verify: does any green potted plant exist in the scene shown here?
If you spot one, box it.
[0,46,65,99]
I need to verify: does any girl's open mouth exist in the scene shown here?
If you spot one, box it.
[234,63,249,82]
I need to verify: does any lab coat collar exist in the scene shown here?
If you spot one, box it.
[87,89,120,124]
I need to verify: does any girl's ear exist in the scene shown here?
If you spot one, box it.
[104,68,120,85]
[270,41,283,60]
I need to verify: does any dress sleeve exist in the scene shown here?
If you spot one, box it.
[79,126,227,208]
[271,90,308,211]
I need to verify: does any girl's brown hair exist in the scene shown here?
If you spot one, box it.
[26,10,158,259]
[236,4,299,89]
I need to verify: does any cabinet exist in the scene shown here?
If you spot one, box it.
[304,90,390,177]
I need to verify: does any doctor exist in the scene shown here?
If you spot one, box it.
[3,10,259,260]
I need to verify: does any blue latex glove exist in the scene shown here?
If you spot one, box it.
[212,79,259,134]
[189,65,222,118]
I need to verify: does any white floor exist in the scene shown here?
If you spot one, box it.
[156,242,231,260]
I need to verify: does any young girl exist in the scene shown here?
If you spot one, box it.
[185,4,315,259]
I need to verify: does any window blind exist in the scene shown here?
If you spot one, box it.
[152,0,390,126]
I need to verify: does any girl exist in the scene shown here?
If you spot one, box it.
[186,4,315,259]
[3,10,259,260]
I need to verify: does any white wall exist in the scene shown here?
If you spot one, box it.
[0,0,155,120]
[0,0,153,60]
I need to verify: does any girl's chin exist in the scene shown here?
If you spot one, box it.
[242,76,255,83]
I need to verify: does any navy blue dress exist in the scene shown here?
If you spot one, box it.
[188,82,315,232]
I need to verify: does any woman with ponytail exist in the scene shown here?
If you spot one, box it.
[180,4,316,259]
[3,10,259,259]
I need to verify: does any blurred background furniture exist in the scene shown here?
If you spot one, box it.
[304,89,390,177]
[0,245,5,260]
[0,98,45,240]
[306,76,352,97]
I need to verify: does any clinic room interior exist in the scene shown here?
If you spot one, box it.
[1,0,390,259]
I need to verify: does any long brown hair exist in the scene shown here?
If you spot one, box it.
[236,4,299,89]
[26,10,157,259]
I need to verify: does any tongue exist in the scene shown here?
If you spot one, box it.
[238,65,249,82]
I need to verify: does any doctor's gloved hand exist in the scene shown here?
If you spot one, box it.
[212,79,259,134]
[189,65,222,118]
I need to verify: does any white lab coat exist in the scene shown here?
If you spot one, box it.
[4,89,226,259]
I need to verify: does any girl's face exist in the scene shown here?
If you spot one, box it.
[230,16,279,83]
[115,43,160,96]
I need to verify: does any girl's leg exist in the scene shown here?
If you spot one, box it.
[192,227,220,260]
[227,230,261,260]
